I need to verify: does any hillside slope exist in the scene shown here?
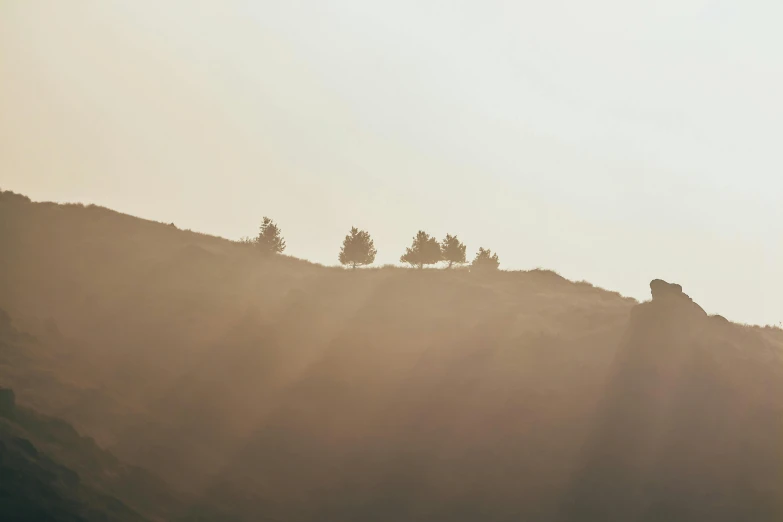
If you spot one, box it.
[562,281,783,520]
[2,190,782,521]
[0,387,162,522]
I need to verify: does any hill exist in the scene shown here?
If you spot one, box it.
[0,312,238,521]
[1,190,782,521]
[0,386,170,522]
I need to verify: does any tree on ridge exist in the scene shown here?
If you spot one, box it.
[256,217,286,256]
[400,231,441,269]
[339,227,377,269]
[440,234,467,269]
[471,247,500,271]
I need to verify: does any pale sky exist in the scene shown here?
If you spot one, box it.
[1,1,781,326]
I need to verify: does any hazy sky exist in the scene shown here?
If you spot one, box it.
[1,1,781,325]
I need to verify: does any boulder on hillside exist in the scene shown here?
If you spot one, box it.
[649,279,706,316]
[650,279,685,300]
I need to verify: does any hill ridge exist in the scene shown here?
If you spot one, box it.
[2,189,783,521]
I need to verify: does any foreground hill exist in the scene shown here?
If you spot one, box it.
[0,385,172,522]
[0,314,239,521]
[1,190,782,521]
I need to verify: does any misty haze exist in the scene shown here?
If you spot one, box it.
[1,2,783,522]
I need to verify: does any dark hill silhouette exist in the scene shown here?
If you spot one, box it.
[1,191,782,521]
[0,387,169,522]
[0,316,242,521]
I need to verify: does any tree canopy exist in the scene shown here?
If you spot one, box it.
[471,247,500,271]
[256,217,286,256]
[400,231,442,269]
[339,227,377,268]
[440,234,467,268]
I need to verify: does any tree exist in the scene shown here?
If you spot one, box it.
[440,234,467,268]
[400,230,442,269]
[256,217,286,256]
[339,227,377,269]
[471,247,500,271]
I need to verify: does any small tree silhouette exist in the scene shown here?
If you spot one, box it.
[256,217,286,256]
[339,227,377,269]
[440,234,467,269]
[471,247,500,271]
[400,231,442,269]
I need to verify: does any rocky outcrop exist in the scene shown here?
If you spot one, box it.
[649,279,706,315]
[629,279,707,325]
[562,279,783,522]
[649,278,685,299]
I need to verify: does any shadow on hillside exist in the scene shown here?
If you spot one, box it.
[560,281,783,522]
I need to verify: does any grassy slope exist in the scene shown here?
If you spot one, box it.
[0,385,152,522]
[2,190,782,521]
[1,315,190,521]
